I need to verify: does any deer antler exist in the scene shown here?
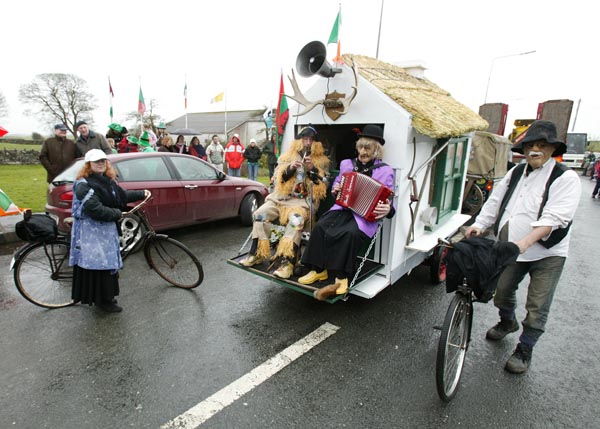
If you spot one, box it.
[285,63,359,118]
[286,69,324,117]
[333,63,358,115]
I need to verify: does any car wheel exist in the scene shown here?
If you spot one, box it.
[119,215,146,254]
[240,193,258,226]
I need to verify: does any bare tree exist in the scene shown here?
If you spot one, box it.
[19,74,98,137]
[0,90,8,118]
[124,98,164,135]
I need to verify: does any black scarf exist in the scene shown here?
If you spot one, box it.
[85,173,127,210]
[353,159,376,176]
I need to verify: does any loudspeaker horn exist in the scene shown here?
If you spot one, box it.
[296,41,341,78]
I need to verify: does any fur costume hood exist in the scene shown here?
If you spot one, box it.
[272,140,329,202]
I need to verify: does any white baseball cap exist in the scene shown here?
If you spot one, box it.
[84,149,108,162]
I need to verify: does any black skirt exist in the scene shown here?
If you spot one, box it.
[72,265,120,305]
[301,210,368,277]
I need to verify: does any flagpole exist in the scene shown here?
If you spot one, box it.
[224,89,228,139]
[108,76,113,122]
[376,0,384,59]
[139,76,143,129]
[184,74,188,129]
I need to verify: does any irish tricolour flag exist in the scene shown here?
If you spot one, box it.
[0,189,22,216]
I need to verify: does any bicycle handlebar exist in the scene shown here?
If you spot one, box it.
[122,191,152,217]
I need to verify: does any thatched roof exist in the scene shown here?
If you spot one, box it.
[342,54,488,139]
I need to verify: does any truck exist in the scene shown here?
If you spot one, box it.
[562,133,587,169]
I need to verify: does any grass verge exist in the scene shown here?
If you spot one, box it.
[0,165,47,212]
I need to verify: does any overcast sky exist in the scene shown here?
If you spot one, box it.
[1,0,598,139]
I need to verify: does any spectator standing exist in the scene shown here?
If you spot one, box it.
[188,136,206,159]
[174,135,188,154]
[138,132,155,153]
[263,134,278,179]
[591,159,600,198]
[206,134,225,171]
[225,133,244,176]
[39,124,77,183]
[465,120,581,374]
[244,138,261,181]
[158,135,176,153]
[106,138,118,154]
[156,122,168,147]
[74,121,112,157]
[106,123,125,144]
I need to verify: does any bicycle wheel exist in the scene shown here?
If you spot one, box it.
[144,236,203,289]
[13,241,74,308]
[436,293,472,402]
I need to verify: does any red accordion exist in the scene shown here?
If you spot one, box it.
[335,172,393,222]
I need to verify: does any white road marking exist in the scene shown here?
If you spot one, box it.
[161,322,340,429]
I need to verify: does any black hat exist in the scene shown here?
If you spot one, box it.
[75,120,88,130]
[511,120,566,157]
[298,125,317,139]
[54,124,67,131]
[359,124,385,145]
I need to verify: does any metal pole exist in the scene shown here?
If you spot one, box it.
[571,98,581,131]
[376,0,384,59]
[484,50,536,104]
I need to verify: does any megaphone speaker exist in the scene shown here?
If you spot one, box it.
[296,41,340,78]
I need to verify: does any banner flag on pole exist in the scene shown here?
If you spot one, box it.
[275,71,289,157]
[184,81,188,110]
[138,86,146,115]
[328,7,343,64]
[0,188,22,216]
[108,76,114,121]
[210,92,224,104]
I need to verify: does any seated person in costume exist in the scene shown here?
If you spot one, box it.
[240,126,330,279]
[298,124,395,301]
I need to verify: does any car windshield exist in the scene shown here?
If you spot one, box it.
[52,160,85,184]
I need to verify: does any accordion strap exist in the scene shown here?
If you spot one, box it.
[351,159,388,176]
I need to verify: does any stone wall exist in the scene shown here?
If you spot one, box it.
[0,149,41,164]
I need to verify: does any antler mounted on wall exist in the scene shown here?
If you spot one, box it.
[286,63,358,121]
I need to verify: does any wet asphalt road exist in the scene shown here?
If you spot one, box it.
[1,176,599,428]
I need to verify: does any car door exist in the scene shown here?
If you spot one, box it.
[168,155,237,221]
[114,155,188,230]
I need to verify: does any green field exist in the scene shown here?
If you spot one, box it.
[0,165,47,212]
[0,143,42,151]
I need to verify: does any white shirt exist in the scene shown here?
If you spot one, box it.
[473,159,581,261]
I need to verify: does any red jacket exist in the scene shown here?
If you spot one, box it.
[225,138,245,169]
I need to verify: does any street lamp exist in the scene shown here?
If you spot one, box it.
[484,50,536,104]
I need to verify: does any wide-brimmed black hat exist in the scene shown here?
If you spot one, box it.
[511,120,566,157]
[358,124,385,145]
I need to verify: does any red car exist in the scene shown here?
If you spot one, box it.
[46,152,268,235]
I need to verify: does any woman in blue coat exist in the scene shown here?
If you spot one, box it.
[69,149,148,312]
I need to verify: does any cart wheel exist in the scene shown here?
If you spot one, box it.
[462,184,484,217]
[430,245,448,284]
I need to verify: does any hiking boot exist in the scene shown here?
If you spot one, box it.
[505,343,532,374]
[240,254,264,267]
[486,318,519,340]
[298,269,328,285]
[273,260,293,279]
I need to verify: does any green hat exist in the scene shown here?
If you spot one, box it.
[108,123,123,133]
[127,136,139,145]
[139,131,151,147]
[157,122,167,129]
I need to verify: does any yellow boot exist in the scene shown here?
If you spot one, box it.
[335,278,348,295]
[298,269,328,285]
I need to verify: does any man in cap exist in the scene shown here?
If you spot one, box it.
[240,125,329,279]
[74,121,112,157]
[465,120,581,374]
[156,122,168,147]
[39,124,77,182]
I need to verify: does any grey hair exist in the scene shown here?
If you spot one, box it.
[356,137,384,160]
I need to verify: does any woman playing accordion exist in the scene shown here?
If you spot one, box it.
[299,125,396,300]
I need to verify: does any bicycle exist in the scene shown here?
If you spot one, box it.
[10,193,204,309]
[434,238,473,402]
[434,236,519,402]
